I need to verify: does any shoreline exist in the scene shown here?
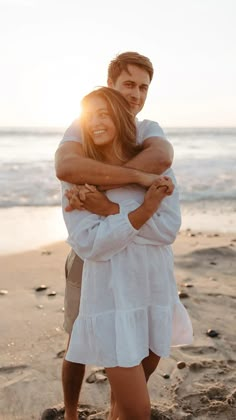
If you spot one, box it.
[1,204,236,256]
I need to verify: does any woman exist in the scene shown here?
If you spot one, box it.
[62,87,193,420]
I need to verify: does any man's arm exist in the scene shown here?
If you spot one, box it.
[55,141,157,187]
[55,136,173,186]
[124,137,173,174]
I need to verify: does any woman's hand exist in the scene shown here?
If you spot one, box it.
[65,185,85,212]
[65,184,119,216]
[143,178,174,216]
[127,177,174,230]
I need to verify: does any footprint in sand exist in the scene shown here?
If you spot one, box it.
[0,364,29,373]
[180,345,218,355]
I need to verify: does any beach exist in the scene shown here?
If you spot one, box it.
[1,222,236,419]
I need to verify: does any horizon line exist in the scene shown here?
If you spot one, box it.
[0,125,236,130]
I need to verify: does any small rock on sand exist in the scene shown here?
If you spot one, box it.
[178,291,189,299]
[177,361,186,369]
[86,371,107,384]
[35,285,48,292]
[206,329,219,338]
[48,291,57,296]
[56,350,66,358]
[0,289,8,295]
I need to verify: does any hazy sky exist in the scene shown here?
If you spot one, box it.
[1,0,235,127]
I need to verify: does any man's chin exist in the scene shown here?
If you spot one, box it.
[130,105,141,116]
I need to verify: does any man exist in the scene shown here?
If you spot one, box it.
[55,51,174,420]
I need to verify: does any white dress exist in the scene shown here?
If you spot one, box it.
[63,168,193,367]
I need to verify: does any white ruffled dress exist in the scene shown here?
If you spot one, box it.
[63,168,193,367]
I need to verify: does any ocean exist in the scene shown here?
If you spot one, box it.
[1,126,236,208]
[1,127,236,254]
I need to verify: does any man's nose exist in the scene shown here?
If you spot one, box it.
[131,86,140,100]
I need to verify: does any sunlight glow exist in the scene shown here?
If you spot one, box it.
[1,0,236,127]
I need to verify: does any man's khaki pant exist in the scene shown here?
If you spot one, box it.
[63,249,83,334]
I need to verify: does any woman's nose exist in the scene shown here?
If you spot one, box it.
[88,114,100,127]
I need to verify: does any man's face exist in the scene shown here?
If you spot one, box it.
[108,64,150,116]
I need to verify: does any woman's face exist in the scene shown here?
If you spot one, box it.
[83,96,117,147]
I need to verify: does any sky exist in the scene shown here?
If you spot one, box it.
[1,0,235,128]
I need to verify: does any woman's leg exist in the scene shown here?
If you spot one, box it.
[107,390,119,420]
[108,350,160,420]
[105,364,151,420]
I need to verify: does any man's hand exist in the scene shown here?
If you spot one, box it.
[138,173,174,194]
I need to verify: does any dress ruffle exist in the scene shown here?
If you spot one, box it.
[66,301,193,368]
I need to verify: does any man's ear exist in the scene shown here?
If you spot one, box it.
[107,77,113,88]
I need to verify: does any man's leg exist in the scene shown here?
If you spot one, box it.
[142,349,160,382]
[63,250,85,420]
[62,346,85,420]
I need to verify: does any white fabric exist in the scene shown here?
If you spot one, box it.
[60,118,166,146]
[63,169,193,367]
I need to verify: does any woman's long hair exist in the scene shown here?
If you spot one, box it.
[80,87,143,162]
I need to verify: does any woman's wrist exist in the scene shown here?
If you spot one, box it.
[107,202,119,216]
[128,203,153,230]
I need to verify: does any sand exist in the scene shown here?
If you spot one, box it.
[0,230,236,419]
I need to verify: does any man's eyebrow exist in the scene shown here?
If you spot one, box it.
[123,80,149,87]
[123,80,135,84]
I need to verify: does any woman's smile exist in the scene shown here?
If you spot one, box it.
[85,96,117,147]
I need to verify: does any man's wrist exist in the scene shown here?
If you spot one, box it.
[132,169,147,186]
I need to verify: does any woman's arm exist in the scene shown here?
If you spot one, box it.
[135,187,181,245]
[71,172,180,246]
[62,182,138,261]
[62,178,170,261]
[127,169,181,245]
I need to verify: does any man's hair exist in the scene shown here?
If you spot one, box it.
[80,87,142,162]
[107,51,154,84]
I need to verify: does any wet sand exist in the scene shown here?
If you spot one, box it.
[0,230,236,419]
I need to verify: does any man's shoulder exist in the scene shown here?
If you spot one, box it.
[136,118,166,143]
[59,118,82,146]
